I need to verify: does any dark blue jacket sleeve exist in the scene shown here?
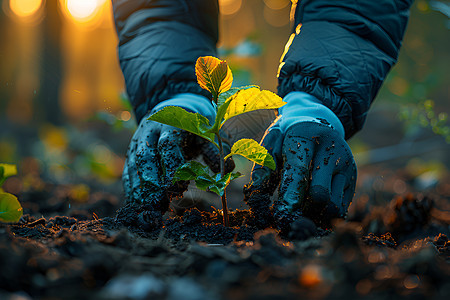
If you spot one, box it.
[278,0,414,139]
[112,0,219,123]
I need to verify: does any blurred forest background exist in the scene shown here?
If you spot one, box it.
[0,0,449,206]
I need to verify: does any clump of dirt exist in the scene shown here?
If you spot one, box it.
[433,234,450,258]
[1,179,449,299]
[114,204,275,244]
[387,194,434,239]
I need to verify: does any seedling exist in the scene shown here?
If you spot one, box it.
[149,56,285,226]
[0,163,23,223]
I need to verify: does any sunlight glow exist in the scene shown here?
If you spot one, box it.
[67,0,97,20]
[61,0,107,24]
[263,0,290,10]
[219,0,242,16]
[263,4,290,27]
[9,0,43,18]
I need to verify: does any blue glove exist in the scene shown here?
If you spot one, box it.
[123,93,233,211]
[244,92,357,230]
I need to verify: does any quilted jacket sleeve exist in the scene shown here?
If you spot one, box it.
[112,0,219,123]
[278,0,414,139]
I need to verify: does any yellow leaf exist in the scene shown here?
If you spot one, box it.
[223,87,286,124]
[224,139,276,170]
[195,56,233,99]
[0,164,17,179]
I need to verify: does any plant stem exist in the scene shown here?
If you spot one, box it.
[216,133,229,227]
[222,190,229,227]
[217,133,225,176]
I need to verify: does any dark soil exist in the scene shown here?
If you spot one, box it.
[1,176,449,300]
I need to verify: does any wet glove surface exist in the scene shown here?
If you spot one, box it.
[244,92,357,231]
[122,93,233,212]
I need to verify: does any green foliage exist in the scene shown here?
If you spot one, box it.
[399,99,450,143]
[0,193,23,223]
[374,2,449,143]
[148,106,217,147]
[0,163,17,187]
[148,56,285,226]
[0,163,22,223]
[173,161,242,197]
[208,95,233,135]
[225,139,276,170]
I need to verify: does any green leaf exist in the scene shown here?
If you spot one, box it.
[207,98,233,134]
[172,161,211,182]
[0,164,17,187]
[225,139,276,170]
[172,162,242,197]
[195,175,216,192]
[217,172,243,189]
[201,172,242,196]
[148,106,217,147]
[172,161,217,193]
[0,192,23,223]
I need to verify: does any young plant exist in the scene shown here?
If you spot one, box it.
[0,163,23,223]
[148,56,285,226]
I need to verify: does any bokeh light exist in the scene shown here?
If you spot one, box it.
[59,0,107,26]
[219,0,242,16]
[6,0,44,24]
[404,275,420,289]
[263,0,290,10]
[67,0,97,20]
[120,111,131,122]
[91,144,112,164]
[388,77,409,96]
[263,2,290,27]
[9,0,43,18]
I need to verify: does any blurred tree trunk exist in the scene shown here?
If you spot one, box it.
[37,0,63,125]
[0,0,9,114]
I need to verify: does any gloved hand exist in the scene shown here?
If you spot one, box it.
[244,92,357,231]
[123,93,233,212]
